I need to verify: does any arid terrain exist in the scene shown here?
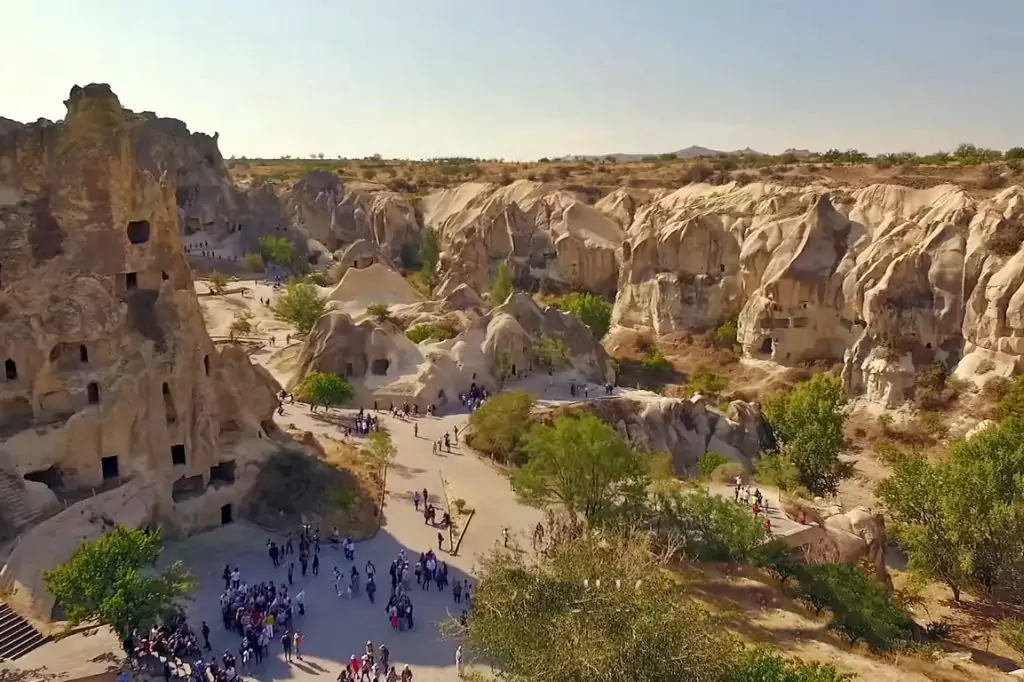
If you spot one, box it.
[4,84,1024,681]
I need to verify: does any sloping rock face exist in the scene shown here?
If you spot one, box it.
[538,394,774,472]
[284,172,422,264]
[0,84,280,621]
[609,180,1024,406]
[421,181,625,297]
[131,113,299,260]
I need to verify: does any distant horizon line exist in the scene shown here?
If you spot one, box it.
[224,144,1024,165]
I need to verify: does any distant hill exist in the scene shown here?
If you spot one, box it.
[562,145,772,163]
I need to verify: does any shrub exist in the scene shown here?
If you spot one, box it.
[697,451,731,480]
[275,280,328,334]
[242,252,265,272]
[208,272,228,295]
[406,324,455,344]
[792,564,915,652]
[641,347,672,375]
[688,366,728,395]
[557,292,612,340]
[366,303,391,323]
[714,320,738,347]
[653,489,769,563]
[490,263,515,305]
[728,647,853,682]
[452,498,467,513]
[712,461,745,484]
[305,270,332,287]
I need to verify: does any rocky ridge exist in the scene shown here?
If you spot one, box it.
[0,84,280,623]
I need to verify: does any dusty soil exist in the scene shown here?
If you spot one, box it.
[242,430,383,540]
[685,562,1023,681]
[227,156,1024,199]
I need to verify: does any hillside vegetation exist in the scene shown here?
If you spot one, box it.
[228,143,1024,197]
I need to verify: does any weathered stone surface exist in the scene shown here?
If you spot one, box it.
[0,84,280,622]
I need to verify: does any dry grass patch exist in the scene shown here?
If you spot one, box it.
[242,431,383,539]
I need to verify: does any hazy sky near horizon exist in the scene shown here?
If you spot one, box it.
[3,1,1022,160]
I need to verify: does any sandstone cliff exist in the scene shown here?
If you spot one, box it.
[0,84,280,622]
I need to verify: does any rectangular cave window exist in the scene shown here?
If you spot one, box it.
[79,344,89,363]
[101,455,119,480]
[210,460,236,485]
[203,355,210,376]
[221,503,234,525]
[125,272,138,291]
[4,358,16,380]
[87,382,100,404]
[171,443,186,466]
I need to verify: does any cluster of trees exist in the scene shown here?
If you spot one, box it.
[878,396,1024,602]
[461,407,914,680]
[554,292,612,340]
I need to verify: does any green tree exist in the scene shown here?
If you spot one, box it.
[558,292,612,340]
[419,227,440,285]
[490,262,514,306]
[999,375,1024,420]
[406,324,454,343]
[452,531,742,682]
[533,335,570,372]
[42,526,194,639]
[365,431,396,474]
[877,418,1024,601]
[466,391,535,464]
[242,252,265,272]
[366,302,391,323]
[514,414,649,525]
[652,488,769,563]
[294,371,354,412]
[274,279,328,334]
[763,374,847,496]
[258,235,296,268]
[714,320,738,347]
[999,619,1024,662]
[228,310,257,340]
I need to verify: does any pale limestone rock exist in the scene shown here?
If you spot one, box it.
[0,84,280,622]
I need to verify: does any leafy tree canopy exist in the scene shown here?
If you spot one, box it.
[877,417,1024,601]
[466,391,534,464]
[558,292,612,340]
[294,371,354,411]
[533,335,570,372]
[513,414,649,525]
[763,373,847,496]
[42,526,194,639]
[274,279,327,334]
[366,303,391,323]
[258,235,296,268]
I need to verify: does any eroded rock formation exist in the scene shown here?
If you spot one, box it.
[0,84,280,622]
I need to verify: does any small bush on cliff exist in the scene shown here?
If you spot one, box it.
[641,347,672,375]
[714,320,738,347]
[406,324,454,343]
[419,227,440,286]
[687,366,728,396]
[533,335,571,372]
[557,292,612,340]
[275,280,327,334]
[697,451,731,480]
[490,262,515,305]
[366,303,392,323]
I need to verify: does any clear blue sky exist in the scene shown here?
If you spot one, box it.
[3,1,1022,160]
